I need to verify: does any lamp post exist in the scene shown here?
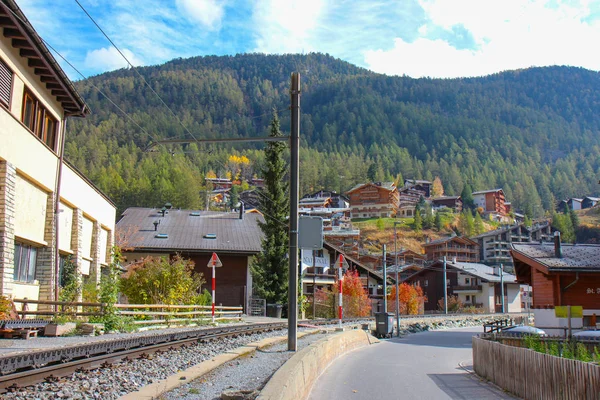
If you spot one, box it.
[393,221,401,337]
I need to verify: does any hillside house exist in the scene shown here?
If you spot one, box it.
[301,190,349,209]
[346,182,399,218]
[431,196,463,212]
[512,239,600,334]
[568,198,583,211]
[404,179,432,197]
[423,236,480,263]
[472,189,507,216]
[398,186,425,217]
[117,207,263,313]
[0,0,116,310]
[582,196,599,209]
[404,260,521,313]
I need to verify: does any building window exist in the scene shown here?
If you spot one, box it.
[21,90,58,151]
[0,58,12,109]
[424,279,428,287]
[465,277,470,285]
[13,242,38,283]
[466,295,471,302]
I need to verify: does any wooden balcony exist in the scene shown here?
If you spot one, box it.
[452,285,483,293]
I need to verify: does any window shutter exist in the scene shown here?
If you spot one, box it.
[0,59,12,107]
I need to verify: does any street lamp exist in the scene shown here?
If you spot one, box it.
[393,221,402,337]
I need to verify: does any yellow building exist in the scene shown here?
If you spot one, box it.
[0,0,115,309]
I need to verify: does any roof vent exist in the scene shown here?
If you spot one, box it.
[155,233,168,239]
[204,233,217,239]
[190,212,201,216]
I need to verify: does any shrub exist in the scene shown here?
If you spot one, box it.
[120,254,205,305]
[59,256,81,312]
[388,283,425,315]
[333,270,371,318]
[0,296,13,319]
[438,295,463,313]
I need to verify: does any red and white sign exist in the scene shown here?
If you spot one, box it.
[207,252,223,268]
[208,252,223,323]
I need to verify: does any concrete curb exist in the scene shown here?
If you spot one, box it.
[257,329,379,400]
[118,329,322,400]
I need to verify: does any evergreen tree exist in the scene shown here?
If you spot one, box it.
[251,113,289,304]
[423,203,434,229]
[569,209,580,230]
[461,184,475,210]
[413,204,422,232]
[228,185,240,210]
[474,212,485,235]
[434,212,443,232]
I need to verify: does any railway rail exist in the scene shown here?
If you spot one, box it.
[0,313,516,392]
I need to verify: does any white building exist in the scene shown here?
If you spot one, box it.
[0,0,115,310]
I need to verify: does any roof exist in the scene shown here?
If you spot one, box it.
[117,207,264,254]
[472,189,504,195]
[346,182,395,194]
[405,179,432,185]
[445,261,517,283]
[0,0,89,116]
[511,243,600,272]
[584,196,600,202]
[568,198,583,203]
[423,235,478,247]
[324,240,385,282]
[431,196,461,201]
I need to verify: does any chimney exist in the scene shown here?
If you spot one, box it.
[153,220,159,231]
[554,231,562,258]
[493,266,500,276]
[239,202,245,219]
[452,256,457,263]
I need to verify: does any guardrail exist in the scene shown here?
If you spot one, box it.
[11,299,243,324]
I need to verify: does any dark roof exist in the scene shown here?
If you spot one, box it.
[324,240,384,282]
[405,261,517,283]
[431,196,461,202]
[404,179,432,185]
[117,207,264,254]
[0,0,89,116]
[472,188,504,195]
[424,236,478,247]
[511,243,600,272]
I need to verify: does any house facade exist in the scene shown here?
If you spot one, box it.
[403,179,432,198]
[404,260,521,313]
[511,240,600,334]
[423,236,480,263]
[472,189,507,216]
[398,186,425,217]
[117,207,263,313]
[581,196,599,209]
[346,182,399,218]
[0,0,115,310]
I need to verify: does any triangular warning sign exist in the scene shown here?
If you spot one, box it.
[207,252,223,268]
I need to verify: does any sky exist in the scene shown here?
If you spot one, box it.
[16,0,600,79]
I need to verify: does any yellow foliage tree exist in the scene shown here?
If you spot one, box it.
[432,176,444,198]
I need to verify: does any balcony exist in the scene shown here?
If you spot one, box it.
[302,267,336,284]
[452,285,483,293]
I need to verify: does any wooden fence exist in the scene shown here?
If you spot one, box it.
[473,336,600,400]
[12,299,243,325]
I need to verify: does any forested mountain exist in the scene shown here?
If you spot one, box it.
[65,53,600,216]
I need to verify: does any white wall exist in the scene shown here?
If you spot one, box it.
[14,175,48,245]
[534,308,584,337]
[58,202,73,253]
[485,283,495,313]
[506,284,522,312]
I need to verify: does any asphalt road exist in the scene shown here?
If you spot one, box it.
[308,327,517,400]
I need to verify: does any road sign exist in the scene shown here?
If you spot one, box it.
[555,306,583,318]
[207,252,223,268]
[299,216,323,250]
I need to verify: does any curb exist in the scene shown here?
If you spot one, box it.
[118,328,323,400]
[257,329,379,400]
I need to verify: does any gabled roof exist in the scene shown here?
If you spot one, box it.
[583,196,600,202]
[346,182,395,194]
[117,207,264,254]
[424,236,478,247]
[432,196,461,201]
[568,198,583,203]
[405,261,517,283]
[404,179,432,185]
[472,189,504,195]
[324,240,385,282]
[471,223,528,240]
[511,243,600,272]
[0,0,88,116]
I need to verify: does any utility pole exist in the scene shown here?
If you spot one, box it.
[312,249,316,319]
[394,222,401,336]
[288,72,300,351]
[443,256,448,315]
[383,244,387,313]
[500,263,505,314]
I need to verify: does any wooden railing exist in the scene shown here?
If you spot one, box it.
[12,299,243,325]
[473,337,600,399]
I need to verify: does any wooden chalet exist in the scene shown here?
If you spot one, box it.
[423,236,480,263]
[582,196,599,209]
[472,189,507,216]
[346,182,399,218]
[511,239,600,328]
[404,179,432,197]
[398,186,425,217]
[431,196,463,212]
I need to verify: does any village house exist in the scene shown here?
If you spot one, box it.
[0,0,116,311]
[117,207,263,313]
[472,189,507,218]
[397,186,425,217]
[404,260,521,313]
[471,221,554,266]
[403,179,432,197]
[301,190,349,209]
[423,236,480,263]
[301,241,386,313]
[346,182,399,218]
[511,238,600,335]
[581,196,599,209]
[431,196,463,212]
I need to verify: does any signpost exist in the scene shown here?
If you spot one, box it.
[337,254,349,329]
[207,252,223,323]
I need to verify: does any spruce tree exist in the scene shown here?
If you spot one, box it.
[461,184,475,210]
[251,113,289,304]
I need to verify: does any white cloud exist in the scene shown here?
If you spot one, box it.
[252,0,327,53]
[176,0,225,30]
[84,47,142,73]
[365,0,600,77]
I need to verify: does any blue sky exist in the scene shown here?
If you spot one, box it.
[17,0,600,79]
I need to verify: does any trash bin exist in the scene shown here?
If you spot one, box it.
[375,312,394,338]
[266,304,283,318]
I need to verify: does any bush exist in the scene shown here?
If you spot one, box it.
[120,254,205,305]
[0,296,13,319]
[59,256,81,312]
[438,295,463,313]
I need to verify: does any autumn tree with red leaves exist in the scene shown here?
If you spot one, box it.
[334,270,371,317]
[387,283,425,315]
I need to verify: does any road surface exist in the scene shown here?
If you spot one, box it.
[309,326,517,400]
